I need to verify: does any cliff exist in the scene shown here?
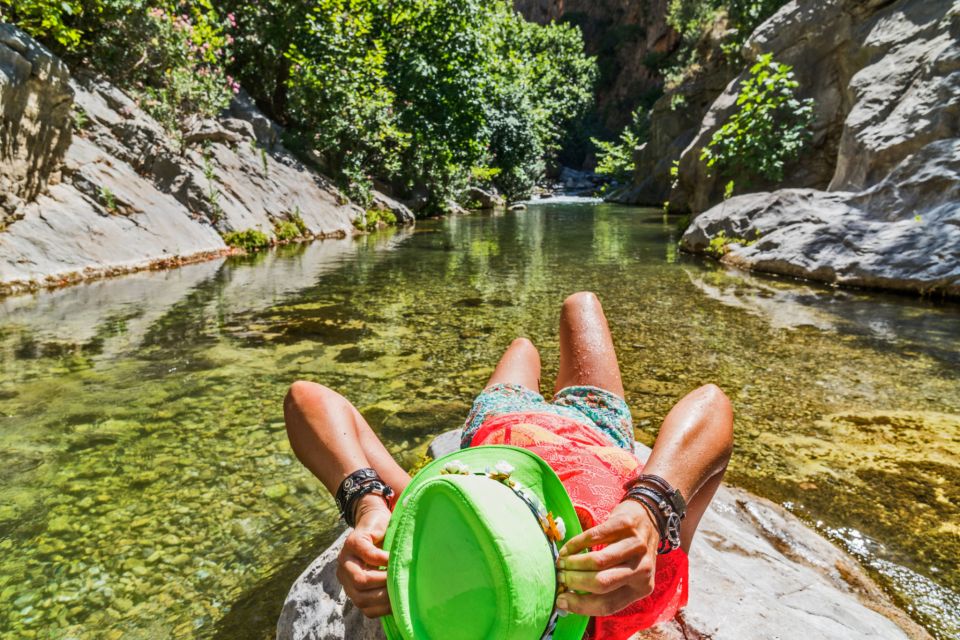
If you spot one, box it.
[513,0,676,132]
[609,0,959,296]
[0,25,412,296]
[679,0,960,296]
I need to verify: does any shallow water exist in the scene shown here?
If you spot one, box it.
[0,202,958,639]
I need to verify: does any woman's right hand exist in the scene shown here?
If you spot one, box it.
[336,494,392,618]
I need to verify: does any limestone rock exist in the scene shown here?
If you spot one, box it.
[0,23,73,225]
[464,186,506,210]
[369,190,415,225]
[0,26,363,294]
[276,432,928,640]
[681,139,960,296]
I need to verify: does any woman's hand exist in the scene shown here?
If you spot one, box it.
[336,495,392,618]
[555,499,660,616]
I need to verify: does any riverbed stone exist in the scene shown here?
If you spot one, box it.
[276,432,929,640]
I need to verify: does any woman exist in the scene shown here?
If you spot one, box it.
[284,292,733,638]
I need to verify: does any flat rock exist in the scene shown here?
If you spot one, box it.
[276,431,928,640]
[681,139,960,296]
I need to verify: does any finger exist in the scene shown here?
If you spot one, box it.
[360,603,392,619]
[559,518,629,557]
[558,536,645,571]
[559,564,635,594]
[352,587,389,608]
[343,557,388,591]
[353,534,390,567]
[556,586,636,617]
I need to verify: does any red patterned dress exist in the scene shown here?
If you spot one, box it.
[468,411,689,640]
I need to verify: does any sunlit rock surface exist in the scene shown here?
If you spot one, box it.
[0,24,73,225]
[0,26,370,295]
[277,433,929,640]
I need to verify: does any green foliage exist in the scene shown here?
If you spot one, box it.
[700,54,814,182]
[0,0,85,48]
[353,209,398,233]
[223,228,270,252]
[273,221,301,242]
[592,107,649,181]
[273,208,309,241]
[664,0,789,85]
[704,230,758,258]
[6,0,595,214]
[98,186,117,213]
[284,0,595,208]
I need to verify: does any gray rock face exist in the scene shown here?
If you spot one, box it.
[672,0,959,296]
[682,137,960,296]
[0,26,369,295]
[464,186,506,210]
[277,433,929,640]
[0,23,73,225]
[653,0,960,214]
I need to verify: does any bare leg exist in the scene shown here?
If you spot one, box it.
[642,384,734,551]
[555,292,625,398]
[284,381,412,497]
[485,337,542,392]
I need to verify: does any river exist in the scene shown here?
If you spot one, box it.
[1,200,958,639]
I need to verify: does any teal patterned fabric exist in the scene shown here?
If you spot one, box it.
[462,383,634,451]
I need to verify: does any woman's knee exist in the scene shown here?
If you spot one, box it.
[284,381,343,427]
[696,384,734,456]
[562,291,600,314]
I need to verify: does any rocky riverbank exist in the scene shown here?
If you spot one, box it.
[277,431,931,640]
[612,0,960,297]
[0,25,413,297]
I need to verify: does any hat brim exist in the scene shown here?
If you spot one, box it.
[381,445,588,640]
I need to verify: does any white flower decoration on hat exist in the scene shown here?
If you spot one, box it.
[440,460,470,475]
[554,516,566,540]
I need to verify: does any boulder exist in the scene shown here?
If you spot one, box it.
[681,140,960,297]
[0,23,73,226]
[369,190,416,225]
[464,186,506,210]
[276,431,929,640]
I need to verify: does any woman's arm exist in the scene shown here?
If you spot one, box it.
[283,381,412,618]
[556,384,734,616]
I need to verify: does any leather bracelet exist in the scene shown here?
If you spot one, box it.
[336,468,393,527]
[342,480,393,528]
[623,484,683,554]
[624,489,666,538]
[623,473,687,520]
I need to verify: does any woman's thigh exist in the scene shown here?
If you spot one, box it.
[555,292,625,398]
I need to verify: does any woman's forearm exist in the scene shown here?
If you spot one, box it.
[641,384,734,501]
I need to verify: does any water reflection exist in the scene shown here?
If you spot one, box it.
[0,203,957,639]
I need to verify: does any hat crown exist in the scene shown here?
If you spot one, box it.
[391,475,554,639]
[382,445,589,640]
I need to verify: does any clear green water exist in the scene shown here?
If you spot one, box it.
[1,201,958,639]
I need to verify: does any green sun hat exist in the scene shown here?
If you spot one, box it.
[381,445,588,640]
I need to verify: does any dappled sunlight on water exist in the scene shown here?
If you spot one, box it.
[0,203,957,639]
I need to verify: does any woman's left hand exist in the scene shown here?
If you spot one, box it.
[555,499,660,616]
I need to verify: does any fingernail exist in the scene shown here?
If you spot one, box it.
[556,595,569,611]
[556,557,566,569]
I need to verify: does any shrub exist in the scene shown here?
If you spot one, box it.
[223,228,270,252]
[700,53,814,183]
[353,209,397,233]
[593,107,650,181]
